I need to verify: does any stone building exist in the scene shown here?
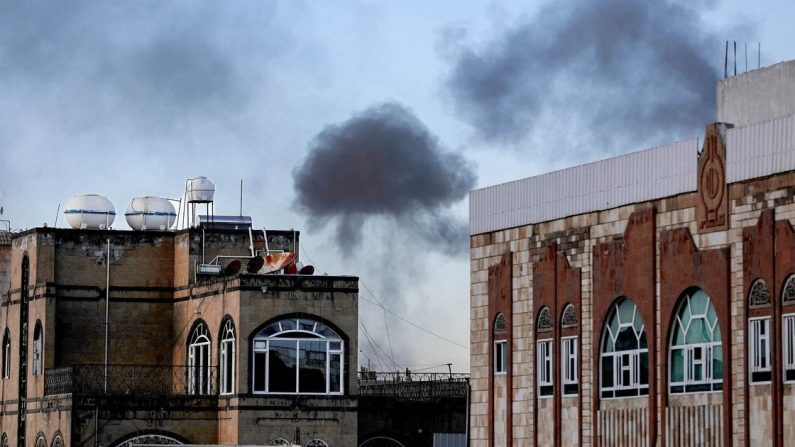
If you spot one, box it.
[469,60,795,446]
[0,221,360,447]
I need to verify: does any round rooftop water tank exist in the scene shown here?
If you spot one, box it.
[186,176,215,203]
[125,197,176,231]
[64,194,116,230]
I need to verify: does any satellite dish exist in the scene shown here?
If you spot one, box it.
[224,260,242,276]
[246,256,265,273]
[299,265,315,275]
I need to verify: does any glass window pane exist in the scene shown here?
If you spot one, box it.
[330,341,341,351]
[686,319,709,344]
[691,290,709,315]
[330,353,342,393]
[254,351,267,392]
[618,299,634,325]
[298,340,327,393]
[639,351,648,385]
[601,356,613,388]
[672,321,686,346]
[671,349,684,383]
[616,327,637,351]
[268,340,297,392]
[712,345,723,381]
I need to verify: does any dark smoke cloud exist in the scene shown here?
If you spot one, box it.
[293,102,476,256]
[447,0,724,154]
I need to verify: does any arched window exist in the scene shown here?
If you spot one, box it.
[600,297,648,398]
[2,330,10,379]
[188,321,211,395]
[50,431,64,447]
[33,321,43,376]
[306,440,328,447]
[219,318,236,395]
[34,433,46,447]
[252,317,344,394]
[669,289,722,393]
[536,307,553,397]
[749,279,772,383]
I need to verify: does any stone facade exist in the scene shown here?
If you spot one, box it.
[0,226,360,447]
[471,130,795,445]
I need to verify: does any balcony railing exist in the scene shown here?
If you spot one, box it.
[45,365,218,396]
[45,365,470,399]
[357,371,470,399]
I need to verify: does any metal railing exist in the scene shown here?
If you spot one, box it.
[44,365,218,396]
[357,371,470,399]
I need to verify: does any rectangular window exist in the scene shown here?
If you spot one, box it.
[750,317,772,383]
[494,341,507,375]
[537,339,553,397]
[785,314,795,382]
[561,337,578,396]
[220,339,235,395]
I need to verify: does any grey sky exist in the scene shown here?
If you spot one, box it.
[1,0,793,372]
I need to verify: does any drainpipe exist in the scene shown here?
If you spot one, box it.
[104,238,110,394]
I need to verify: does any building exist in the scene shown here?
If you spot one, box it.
[0,187,469,447]
[468,60,795,446]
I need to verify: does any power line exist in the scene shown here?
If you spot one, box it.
[359,295,469,350]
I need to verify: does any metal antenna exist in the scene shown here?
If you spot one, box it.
[745,43,748,73]
[734,41,737,76]
[724,41,728,79]
[758,42,761,69]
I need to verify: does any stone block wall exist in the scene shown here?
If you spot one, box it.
[471,169,795,446]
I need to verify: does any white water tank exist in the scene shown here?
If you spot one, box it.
[63,194,116,230]
[125,197,177,231]
[186,176,215,203]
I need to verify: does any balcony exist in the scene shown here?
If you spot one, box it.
[44,365,218,396]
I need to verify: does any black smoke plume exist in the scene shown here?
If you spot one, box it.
[447,0,723,154]
[293,102,476,255]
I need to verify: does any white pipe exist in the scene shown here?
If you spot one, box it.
[104,238,110,394]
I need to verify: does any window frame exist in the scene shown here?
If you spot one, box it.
[668,289,723,394]
[561,336,578,397]
[784,313,795,383]
[749,316,772,384]
[494,340,507,375]
[32,322,42,376]
[537,338,553,398]
[188,321,212,395]
[2,330,9,380]
[600,298,649,399]
[219,319,236,395]
[252,318,345,396]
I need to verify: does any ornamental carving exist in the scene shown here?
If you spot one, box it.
[306,441,329,447]
[121,435,183,447]
[51,434,64,447]
[494,313,507,334]
[270,440,291,446]
[697,123,731,233]
[784,275,795,305]
[749,279,771,308]
[561,304,578,328]
[537,307,552,332]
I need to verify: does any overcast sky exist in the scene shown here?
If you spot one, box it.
[1,0,793,373]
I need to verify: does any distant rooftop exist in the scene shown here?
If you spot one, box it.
[0,231,11,246]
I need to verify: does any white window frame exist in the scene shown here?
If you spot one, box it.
[561,336,578,396]
[668,290,723,393]
[749,316,771,384]
[252,318,345,395]
[784,313,795,383]
[537,338,553,398]
[600,299,649,399]
[32,324,42,376]
[494,340,507,375]
[2,331,10,379]
[188,322,211,395]
[220,320,236,395]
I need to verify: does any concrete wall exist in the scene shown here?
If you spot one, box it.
[717,59,795,127]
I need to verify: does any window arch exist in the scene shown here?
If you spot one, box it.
[33,321,43,376]
[669,289,722,393]
[50,431,64,447]
[188,321,211,395]
[359,436,405,447]
[561,303,577,328]
[749,279,771,308]
[1,433,7,447]
[269,439,291,446]
[783,274,795,305]
[306,440,328,447]
[34,433,46,447]
[2,329,9,379]
[537,307,552,332]
[252,317,344,394]
[600,297,648,398]
[219,317,236,395]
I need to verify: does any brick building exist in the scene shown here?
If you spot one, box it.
[469,60,795,446]
[0,221,361,447]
